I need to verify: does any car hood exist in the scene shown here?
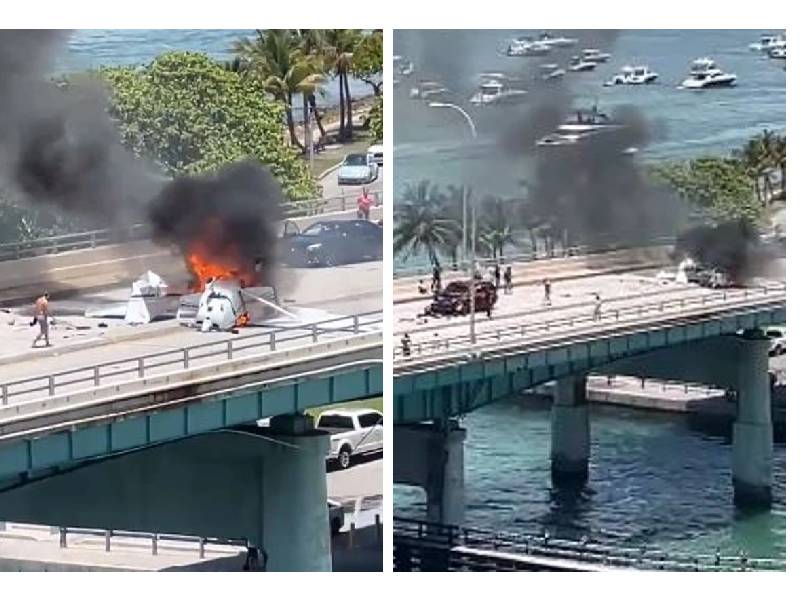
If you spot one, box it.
[339,165,371,177]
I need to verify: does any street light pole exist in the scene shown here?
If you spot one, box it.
[428,101,479,346]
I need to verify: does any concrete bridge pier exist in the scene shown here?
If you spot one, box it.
[732,334,773,508]
[550,375,590,485]
[261,414,332,571]
[395,420,466,526]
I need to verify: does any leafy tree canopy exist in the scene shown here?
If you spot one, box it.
[99,51,318,200]
[352,30,383,96]
[368,100,382,142]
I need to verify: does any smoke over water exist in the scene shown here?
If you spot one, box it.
[0,30,159,224]
[1,30,286,292]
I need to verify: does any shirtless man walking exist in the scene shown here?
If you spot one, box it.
[32,292,51,348]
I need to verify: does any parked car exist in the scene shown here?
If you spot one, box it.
[367,144,383,166]
[337,153,379,185]
[280,219,382,267]
[765,326,786,357]
[316,409,383,469]
[328,500,345,535]
[424,280,498,316]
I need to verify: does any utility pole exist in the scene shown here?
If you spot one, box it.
[469,194,477,345]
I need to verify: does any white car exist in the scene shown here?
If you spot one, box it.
[367,143,383,167]
[316,409,383,469]
[337,153,379,186]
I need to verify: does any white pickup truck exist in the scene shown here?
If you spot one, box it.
[316,409,383,469]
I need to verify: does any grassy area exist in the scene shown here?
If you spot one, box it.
[305,129,374,179]
[305,396,383,420]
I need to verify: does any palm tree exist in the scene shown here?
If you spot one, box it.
[233,30,325,152]
[734,129,784,204]
[394,181,460,268]
[295,29,328,140]
[477,196,517,259]
[323,29,359,142]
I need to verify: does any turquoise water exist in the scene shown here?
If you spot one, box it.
[394,398,785,562]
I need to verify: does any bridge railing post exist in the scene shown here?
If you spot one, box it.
[1,384,7,406]
[269,332,276,351]
[93,366,100,387]
[152,533,158,555]
[59,527,67,548]
[312,324,319,343]
[199,537,206,558]
[48,376,55,396]
[182,349,189,369]
[227,341,233,360]
[353,315,360,334]
[105,530,111,552]
[137,358,144,379]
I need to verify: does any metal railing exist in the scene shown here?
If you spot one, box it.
[394,517,785,572]
[54,525,248,557]
[394,284,786,360]
[0,190,383,263]
[393,235,675,280]
[1,311,382,407]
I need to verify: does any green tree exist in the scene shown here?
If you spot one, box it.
[368,100,383,142]
[352,30,383,97]
[100,51,317,200]
[477,196,516,259]
[651,158,764,226]
[393,181,460,268]
[295,29,329,139]
[232,30,326,153]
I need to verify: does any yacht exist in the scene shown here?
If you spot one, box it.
[605,65,658,86]
[409,80,449,100]
[749,34,786,53]
[582,48,612,63]
[536,106,621,146]
[536,32,578,48]
[469,78,528,106]
[679,58,737,89]
[506,36,551,57]
[769,47,786,60]
[568,55,598,72]
[539,63,566,81]
[393,55,414,76]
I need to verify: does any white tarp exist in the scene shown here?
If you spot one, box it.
[124,271,171,324]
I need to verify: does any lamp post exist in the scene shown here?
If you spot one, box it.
[428,101,479,345]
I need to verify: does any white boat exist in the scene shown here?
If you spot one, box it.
[605,65,658,86]
[567,55,597,72]
[679,58,737,89]
[582,48,612,63]
[749,34,786,53]
[539,63,566,81]
[393,55,414,76]
[536,106,622,146]
[769,47,786,60]
[506,36,551,57]
[469,79,528,106]
[536,32,578,48]
[409,80,449,99]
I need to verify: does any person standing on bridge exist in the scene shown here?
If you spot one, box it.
[357,187,373,220]
[432,264,442,294]
[493,264,501,289]
[31,292,51,348]
[593,293,602,321]
[543,279,552,306]
[503,266,513,294]
[401,333,412,357]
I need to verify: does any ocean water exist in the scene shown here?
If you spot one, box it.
[59,29,372,112]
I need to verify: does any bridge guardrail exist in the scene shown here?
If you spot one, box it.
[394,517,785,572]
[0,190,383,263]
[0,311,382,407]
[394,284,786,360]
[393,235,675,280]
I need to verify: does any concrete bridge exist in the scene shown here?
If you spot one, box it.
[393,275,785,525]
[0,311,382,570]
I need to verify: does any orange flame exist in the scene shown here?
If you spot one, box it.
[185,219,258,292]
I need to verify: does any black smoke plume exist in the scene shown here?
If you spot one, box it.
[0,30,159,225]
[673,220,764,282]
[148,161,284,287]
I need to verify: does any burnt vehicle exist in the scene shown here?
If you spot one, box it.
[425,280,498,316]
[280,219,382,267]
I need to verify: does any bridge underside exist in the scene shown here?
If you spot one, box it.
[0,422,332,571]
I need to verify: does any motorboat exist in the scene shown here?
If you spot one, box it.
[769,47,786,60]
[506,36,551,57]
[749,34,786,53]
[393,55,414,76]
[409,80,449,99]
[582,48,612,63]
[539,63,566,81]
[536,105,622,146]
[679,58,737,89]
[567,55,598,72]
[605,65,658,85]
[469,79,528,106]
[536,32,578,48]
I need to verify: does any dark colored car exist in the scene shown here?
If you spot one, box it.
[281,219,382,267]
[425,280,498,316]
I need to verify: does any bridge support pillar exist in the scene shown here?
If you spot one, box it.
[394,420,466,526]
[261,414,332,571]
[732,334,773,508]
[551,375,590,485]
